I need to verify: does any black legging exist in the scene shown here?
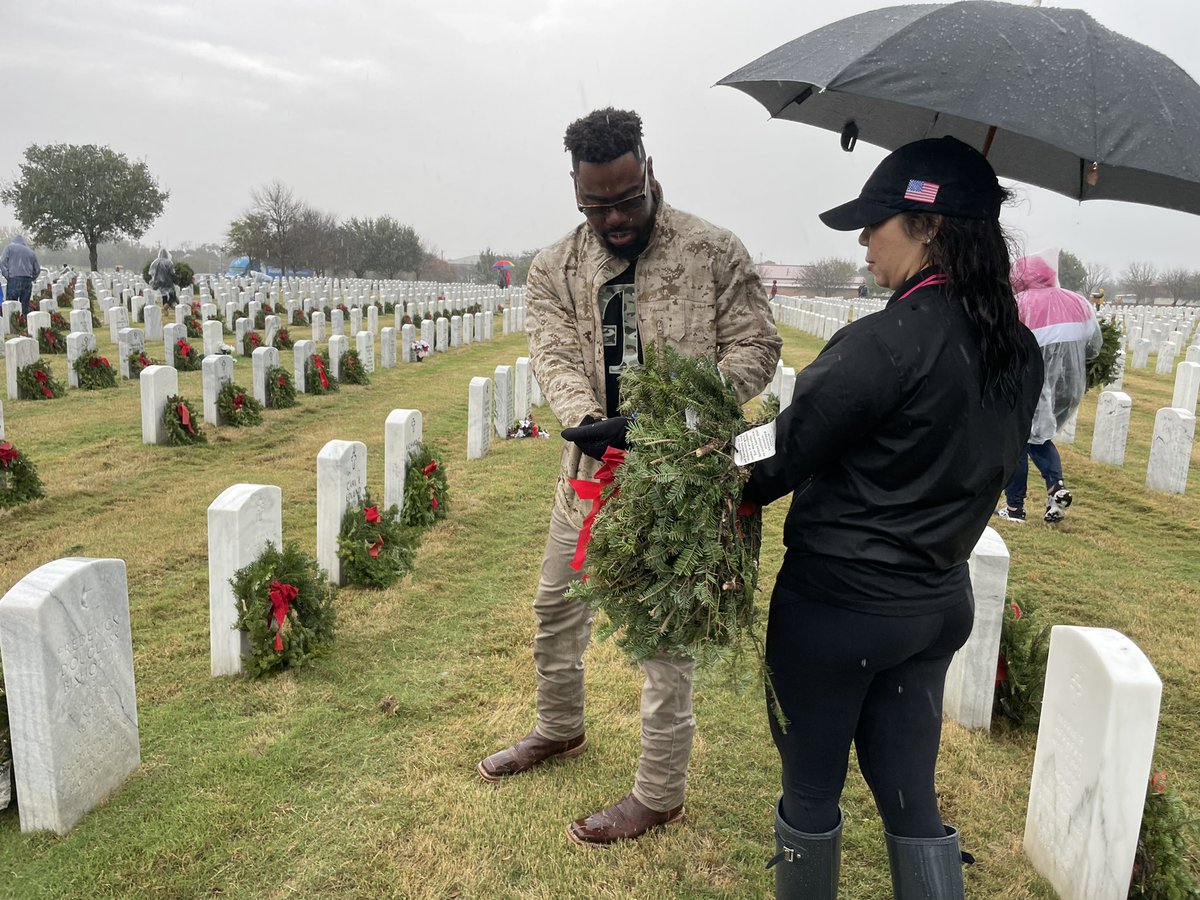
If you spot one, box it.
[766,585,974,838]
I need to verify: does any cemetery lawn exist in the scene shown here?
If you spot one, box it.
[1,323,1197,898]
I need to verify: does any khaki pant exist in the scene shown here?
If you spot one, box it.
[532,505,696,812]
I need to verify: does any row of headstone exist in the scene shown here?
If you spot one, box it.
[937,527,1164,900]
[770,295,886,340]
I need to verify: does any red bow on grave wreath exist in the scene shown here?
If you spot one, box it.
[364,506,381,524]
[0,442,17,466]
[268,580,299,651]
[177,403,196,435]
[312,354,330,389]
[423,460,440,510]
[368,534,384,558]
[178,340,191,357]
[33,369,53,397]
[567,446,626,576]
[233,392,245,411]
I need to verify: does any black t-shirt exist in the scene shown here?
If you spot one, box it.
[597,263,641,418]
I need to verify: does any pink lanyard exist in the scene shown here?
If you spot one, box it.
[898,273,948,301]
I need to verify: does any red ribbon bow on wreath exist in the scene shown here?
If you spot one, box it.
[178,340,191,357]
[567,446,626,576]
[423,460,440,509]
[312,354,329,389]
[233,392,245,411]
[0,442,17,466]
[368,534,384,558]
[268,580,299,651]
[364,506,381,523]
[177,403,196,435]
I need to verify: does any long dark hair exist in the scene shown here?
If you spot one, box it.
[902,203,1029,407]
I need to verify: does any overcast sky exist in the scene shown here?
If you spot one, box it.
[4,0,1197,276]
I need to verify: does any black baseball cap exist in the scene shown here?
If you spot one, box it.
[819,136,1003,231]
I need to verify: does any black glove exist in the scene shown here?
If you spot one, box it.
[561,416,630,461]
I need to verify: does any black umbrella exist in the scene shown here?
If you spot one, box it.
[719,1,1200,215]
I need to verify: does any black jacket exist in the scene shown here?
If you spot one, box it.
[745,269,1042,579]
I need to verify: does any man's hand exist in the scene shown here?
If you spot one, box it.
[561,416,630,460]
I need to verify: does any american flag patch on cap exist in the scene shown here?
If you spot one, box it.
[904,179,939,203]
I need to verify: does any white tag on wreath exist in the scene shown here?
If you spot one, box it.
[734,420,776,466]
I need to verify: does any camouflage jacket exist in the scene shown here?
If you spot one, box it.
[527,186,782,525]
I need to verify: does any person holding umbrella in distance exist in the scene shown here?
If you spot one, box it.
[741,137,1042,899]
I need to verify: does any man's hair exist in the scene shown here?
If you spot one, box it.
[563,108,645,169]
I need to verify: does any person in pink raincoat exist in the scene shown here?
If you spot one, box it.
[997,251,1101,523]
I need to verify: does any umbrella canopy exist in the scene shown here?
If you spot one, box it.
[719,1,1200,215]
[492,259,515,269]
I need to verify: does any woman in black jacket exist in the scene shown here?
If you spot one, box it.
[745,137,1042,900]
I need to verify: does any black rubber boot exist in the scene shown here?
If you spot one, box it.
[885,825,966,899]
[766,797,841,899]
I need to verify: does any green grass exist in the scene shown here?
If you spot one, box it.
[0,319,1196,898]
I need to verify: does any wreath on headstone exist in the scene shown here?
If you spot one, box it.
[1131,769,1200,899]
[291,309,307,326]
[1086,318,1124,392]
[305,352,338,394]
[163,394,207,445]
[49,311,69,331]
[0,441,46,507]
[338,349,369,385]
[993,599,1052,728]
[565,343,764,665]
[127,350,157,379]
[73,351,117,390]
[272,327,293,350]
[231,541,337,677]
[244,331,263,356]
[266,366,297,409]
[37,326,67,355]
[17,359,66,400]
[173,338,201,371]
[253,310,266,329]
[400,445,449,528]
[216,383,263,427]
[7,311,26,335]
[183,312,203,338]
[336,492,417,589]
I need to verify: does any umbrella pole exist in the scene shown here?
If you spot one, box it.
[981,125,997,158]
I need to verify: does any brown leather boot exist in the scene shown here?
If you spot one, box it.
[566,793,684,847]
[476,730,587,782]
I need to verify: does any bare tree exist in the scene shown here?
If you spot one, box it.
[800,257,859,297]
[1161,267,1191,306]
[1083,260,1110,298]
[1120,261,1158,302]
[291,207,340,275]
[250,180,303,274]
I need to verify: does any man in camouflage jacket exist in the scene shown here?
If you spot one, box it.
[477,108,781,847]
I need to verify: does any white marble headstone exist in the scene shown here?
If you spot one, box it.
[26,310,51,343]
[0,558,140,834]
[251,345,280,408]
[401,323,415,362]
[330,309,344,337]
[139,365,179,444]
[143,304,163,342]
[328,335,348,381]
[514,357,532,419]
[355,331,375,373]
[311,311,325,344]
[207,484,282,676]
[69,309,92,335]
[384,409,423,513]
[65,331,97,389]
[5,336,38,400]
[420,318,434,348]
[493,365,514,438]
[201,354,236,425]
[1171,361,1200,415]
[1131,338,1151,369]
[316,439,367,586]
[468,377,493,460]
[435,317,449,352]
[349,307,362,336]
[778,368,797,412]
[1090,391,1132,466]
[379,326,396,369]
[263,314,280,350]
[1024,626,1162,900]
[1145,407,1195,494]
[293,339,315,393]
[944,526,1009,730]
[106,306,129,344]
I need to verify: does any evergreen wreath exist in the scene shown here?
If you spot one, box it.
[37,327,67,355]
[338,349,370,385]
[216,382,264,427]
[173,338,201,371]
[272,327,293,350]
[0,441,46,507]
[49,310,69,330]
[400,444,449,528]
[1086,318,1124,391]
[291,309,307,326]
[16,359,66,400]
[244,330,264,356]
[336,492,417,589]
[266,366,297,409]
[127,350,157,379]
[994,599,1052,728]
[72,351,118,390]
[254,310,266,329]
[163,394,207,445]
[1130,769,1200,900]
[565,343,764,663]
[305,352,339,394]
[7,311,26,335]
[183,312,203,338]
[230,541,337,677]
